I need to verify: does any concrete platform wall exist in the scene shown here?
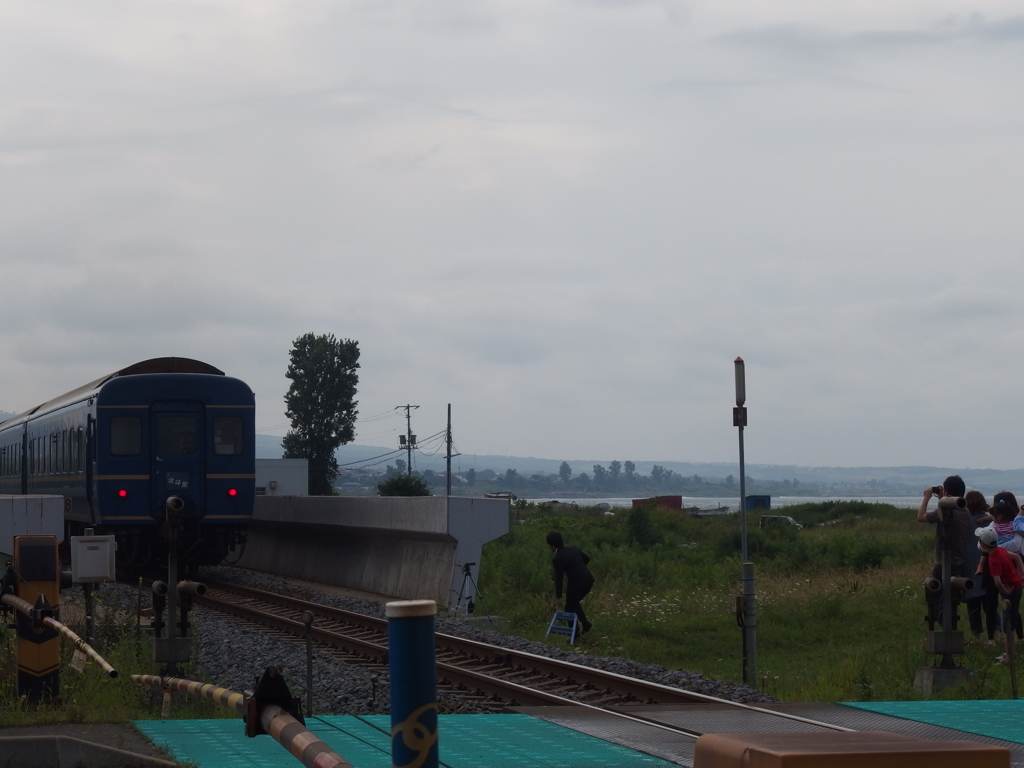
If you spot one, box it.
[237,495,509,608]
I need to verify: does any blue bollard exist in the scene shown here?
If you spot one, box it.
[386,600,438,768]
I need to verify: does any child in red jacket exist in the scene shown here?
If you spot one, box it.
[977,526,1024,646]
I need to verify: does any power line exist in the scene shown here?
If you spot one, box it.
[335,447,406,469]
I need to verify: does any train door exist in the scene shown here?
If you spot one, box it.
[151,401,205,518]
[19,426,27,494]
[85,415,96,523]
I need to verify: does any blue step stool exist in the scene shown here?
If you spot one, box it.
[545,611,579,644]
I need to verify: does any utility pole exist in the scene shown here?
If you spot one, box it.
[733,357,756,687]
[444,404,461,497]
[396,405,419,475]
[446,404,453,496]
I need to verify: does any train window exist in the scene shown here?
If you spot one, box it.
[158,416,197,455]
[111,416,142,456]
[213,417,244,456]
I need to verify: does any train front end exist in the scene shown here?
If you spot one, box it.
[95,373,255,568]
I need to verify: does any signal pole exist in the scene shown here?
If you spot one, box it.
[396,405,419,475]
[733,357,757,687]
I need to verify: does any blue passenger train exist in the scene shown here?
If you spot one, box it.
[0,358,254,568]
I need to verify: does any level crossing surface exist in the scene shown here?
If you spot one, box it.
[135,702,1024,768]
[135,713,675,768]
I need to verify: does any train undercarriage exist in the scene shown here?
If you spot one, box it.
[63,520,247,577]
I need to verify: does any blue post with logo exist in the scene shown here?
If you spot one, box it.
[387,599,439,768]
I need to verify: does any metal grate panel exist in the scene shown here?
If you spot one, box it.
[137,714,677,768]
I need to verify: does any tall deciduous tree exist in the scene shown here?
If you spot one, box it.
[282,333,360,495]
[559,461,572,482]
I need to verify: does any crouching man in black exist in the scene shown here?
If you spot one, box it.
[547,531,594,635]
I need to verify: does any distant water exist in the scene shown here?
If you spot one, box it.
[534,495,922,511]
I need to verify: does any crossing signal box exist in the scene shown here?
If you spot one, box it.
[12,535,61,703]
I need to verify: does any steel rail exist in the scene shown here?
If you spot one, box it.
[202,580,711,703]
[198,588,569,706]
[192,588,802,740]
[199,578,853,733]
[199,589,389,662]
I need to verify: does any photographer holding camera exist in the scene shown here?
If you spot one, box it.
[917,475,970,581]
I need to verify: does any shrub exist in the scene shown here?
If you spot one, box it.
[377,475,431,496]
[627,506,661,548]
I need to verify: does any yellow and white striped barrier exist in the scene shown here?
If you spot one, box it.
[1,593,117,678]
[131,672,353,768]
[131,674,245,713]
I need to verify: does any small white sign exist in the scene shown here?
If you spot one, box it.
[70,650,87,673]
[161,691,172,718]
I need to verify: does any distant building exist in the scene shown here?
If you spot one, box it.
[255,459,308,496]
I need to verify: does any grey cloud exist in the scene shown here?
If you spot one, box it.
[3,2,1024,468]
[719,15,1024,52]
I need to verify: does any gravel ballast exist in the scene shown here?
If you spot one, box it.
[90,566,775,716]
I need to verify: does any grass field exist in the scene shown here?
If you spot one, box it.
[478,500,1017,702]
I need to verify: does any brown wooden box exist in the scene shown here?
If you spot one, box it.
[693,731,1010,768]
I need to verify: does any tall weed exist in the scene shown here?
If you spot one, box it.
[479,501,1018,701]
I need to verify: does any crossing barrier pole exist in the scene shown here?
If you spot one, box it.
[132,668,354,768]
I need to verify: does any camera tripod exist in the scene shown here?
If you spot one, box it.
[452,562,491,624]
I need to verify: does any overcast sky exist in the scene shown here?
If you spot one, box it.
[2,1,1023,470]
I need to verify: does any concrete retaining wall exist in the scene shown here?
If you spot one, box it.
[237,495,509,609]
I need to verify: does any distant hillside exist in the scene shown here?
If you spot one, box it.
[256,434,284,458]
[20,427,1017,494]
[0,411,14,424]
[324,445,1024,494]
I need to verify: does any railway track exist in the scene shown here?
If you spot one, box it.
[193,578,853,740]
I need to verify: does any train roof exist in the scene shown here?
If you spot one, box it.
[0,358,226,427]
